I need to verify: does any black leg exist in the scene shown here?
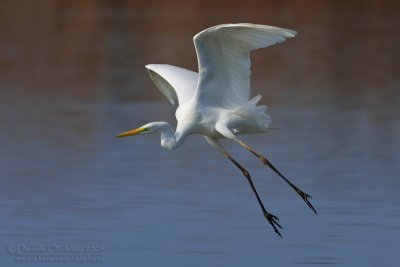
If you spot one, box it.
[223,152,283,237]
[238,140,317,215]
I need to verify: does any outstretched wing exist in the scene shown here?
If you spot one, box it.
[145,64,198,106]
[193,23,297,109]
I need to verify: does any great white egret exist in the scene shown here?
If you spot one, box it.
[117,23,316,237]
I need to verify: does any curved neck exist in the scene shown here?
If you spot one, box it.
[157,122,184,150]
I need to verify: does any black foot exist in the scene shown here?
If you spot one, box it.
[256,156,318,215]
[296,189,317,214]
[264,211,283,238]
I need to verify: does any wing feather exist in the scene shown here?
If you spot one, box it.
[193,23,297,108]
[145,64,198,106]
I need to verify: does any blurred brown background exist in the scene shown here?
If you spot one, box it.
[1,0,399,106]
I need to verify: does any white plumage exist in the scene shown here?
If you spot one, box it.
[145,64,197,106]
[117,23,316,237]
[194,23,296,109]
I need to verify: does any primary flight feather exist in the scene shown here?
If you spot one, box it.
[117,23,316,237]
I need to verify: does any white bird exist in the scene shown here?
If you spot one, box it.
[117,23,316,237]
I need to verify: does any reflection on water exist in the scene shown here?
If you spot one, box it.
[1,1,400,266]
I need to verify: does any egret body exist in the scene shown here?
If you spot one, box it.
[117,23,316,237]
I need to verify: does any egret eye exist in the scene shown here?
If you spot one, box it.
[142,127,150,132]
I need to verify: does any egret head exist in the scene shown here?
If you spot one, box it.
[116,122,160,138]
[116,121,179,149]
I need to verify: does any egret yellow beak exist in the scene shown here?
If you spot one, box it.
[116,127,145,138]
